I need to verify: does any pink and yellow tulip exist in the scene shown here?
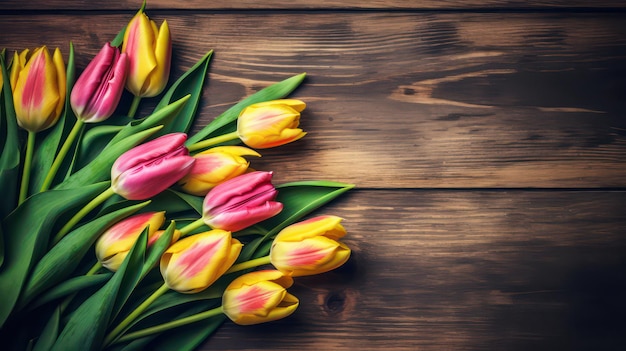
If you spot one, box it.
[202,171,282,232]
[222,270,298,325]
[237,99,307,149]
[71,43,128,123]
[111,133,195,200]
[96,211,166,271]
[270,215,350,277]
[160,230,242,293]
[179,146,261,196]
[122,10,171,98]
[10,46,66,132]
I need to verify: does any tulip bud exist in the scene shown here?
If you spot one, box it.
[160,230,242,293]
[71,43,128,123]
[111,133,195,200]
[96,212,166,271]
[237,99,307,149]
[122,10,172,97]
[202,171,282,232]
[222,270,299,325]
[178,146,261,196]
[270,215,351,277]
[11,46,66,132]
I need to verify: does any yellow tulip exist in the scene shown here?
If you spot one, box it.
[237,99,307,149]
[11,46,66,132]
[222,270,298,325]
[270,215,351,277]
[179,146,261,196]
[160,230,242,293]
[122,10,171,97]
[95,212,166,271]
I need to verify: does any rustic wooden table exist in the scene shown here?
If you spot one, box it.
[2,1,626,350]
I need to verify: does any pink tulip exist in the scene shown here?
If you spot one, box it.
[71,43,128,123]
[202,171,282,232]
[111,133,195,200]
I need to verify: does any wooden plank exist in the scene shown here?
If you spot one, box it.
[0,0,624,11]
[1,13,625,188]
[198,189,626,350]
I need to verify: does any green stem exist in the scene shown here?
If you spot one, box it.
[18,131,36,204]
[128,95,142,118]
[86,261,102,276]
[40,119,84,192]
[52,186,116,245]
[226,255,271,274]
[179,218,207,237]
[113,306,224,345]
[104,283,170,346]
[187,131,239,152]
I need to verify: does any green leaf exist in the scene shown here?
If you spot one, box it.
[0,181,110,328]
[55,125,163,190]
[73,123,126,171]
[142,189,203,216]
[186,72,306,146]
[150,313,226,351]
[20,201,150,306]
[153,51,213,136]
[31,307,60,351]
[0,53,21,221]
[105,95,190,147]
[29,42,77,193]
[246,181,354,260]
[50,229,147,351]
[28,273,113,312]
[140,221,175,279]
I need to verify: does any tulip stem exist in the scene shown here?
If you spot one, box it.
[40,119,84,192]
[226,255,272,274]
[18,131,36,204]
[112,306,224,345]
[187,131,239,152]
[104,283,170,346]
[128,95,142,118]
[52,186,116,245]
[179,218,207,237]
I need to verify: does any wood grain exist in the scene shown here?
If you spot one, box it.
[1,0,625,10]
[201,190,626,351]
[1,12,625,188]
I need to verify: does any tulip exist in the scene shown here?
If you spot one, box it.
[11,46,66,133]
[179,146,261,196]
[160,230,242,293]
[95,212,166,271]
[237,99,306,149]
[71,43,128,123]
[202,171,282,232]
[270,215,350,277]
[222,270,298,325]
[122,10,171,98]
[111,133,195,200]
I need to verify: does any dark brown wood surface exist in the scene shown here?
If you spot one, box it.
[1,1,625,350]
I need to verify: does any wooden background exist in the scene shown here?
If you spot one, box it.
[2,1,626,350]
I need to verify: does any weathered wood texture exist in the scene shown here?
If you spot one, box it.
[205,190,626,351]
[1,0,625,10]
[1,2,625,351]
[1,12,625,188]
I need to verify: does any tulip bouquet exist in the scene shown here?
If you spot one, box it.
[0,2,354,350]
